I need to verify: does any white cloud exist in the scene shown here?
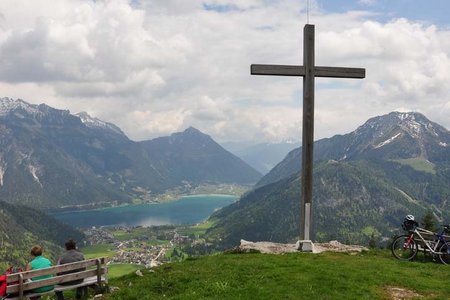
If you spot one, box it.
[0,0,448,144]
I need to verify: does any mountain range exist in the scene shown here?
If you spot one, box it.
[0,98,261,208]
[206,112,450,246]
[258,112,450,187]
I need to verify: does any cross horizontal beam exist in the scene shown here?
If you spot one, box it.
[251,64,365,79]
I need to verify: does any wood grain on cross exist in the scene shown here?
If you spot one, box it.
[251,24,365,243]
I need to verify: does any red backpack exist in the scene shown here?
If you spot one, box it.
[0,267,22,297]
[0,273,7,297]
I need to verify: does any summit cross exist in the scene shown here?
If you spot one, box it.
[250,24,365,250]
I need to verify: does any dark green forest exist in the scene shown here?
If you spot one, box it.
[0,201,84,272]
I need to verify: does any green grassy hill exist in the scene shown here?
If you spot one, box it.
[100,251,450,300]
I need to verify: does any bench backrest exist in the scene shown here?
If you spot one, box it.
[414,232,450,248]
[6,258,107,296]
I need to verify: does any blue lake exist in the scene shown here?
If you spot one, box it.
[51,194,237,228]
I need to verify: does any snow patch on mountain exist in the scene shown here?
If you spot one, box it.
[76,112,125,136]
[0,97,38,116]
[425,123,439,137]
[28,165,42,186]
[398,113,410,121]
[0,98,71,120]
[374,132,402,148]
[394,112,444,139]
[0,161,6,186]
[400,119,422,138]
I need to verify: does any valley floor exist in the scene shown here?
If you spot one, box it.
[99,250,450,300]
[80,221,218,270]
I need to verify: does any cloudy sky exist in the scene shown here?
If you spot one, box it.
[0,0,449,143]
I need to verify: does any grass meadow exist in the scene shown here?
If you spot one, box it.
[99,250,450,300]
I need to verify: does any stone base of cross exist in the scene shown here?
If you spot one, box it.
[297,240,315,252]
[251,24,365,250]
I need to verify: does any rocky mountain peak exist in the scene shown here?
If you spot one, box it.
[258,111,450,188]
[390,112,442,136]
[75,111,125,136]
[0,97,38,116]
[183,126,203,135]
[166,127,213,145]
[353,111,448,147]
[0,97,71,121]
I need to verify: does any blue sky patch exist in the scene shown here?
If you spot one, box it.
[319,0,449,27]
[202,3,239,13]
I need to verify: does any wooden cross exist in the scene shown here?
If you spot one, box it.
[251,24,365,245]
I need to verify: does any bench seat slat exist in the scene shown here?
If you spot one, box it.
[5,276,105,300]
[6,268,107,294]
[6,258,106,283]
[55,276,102,291]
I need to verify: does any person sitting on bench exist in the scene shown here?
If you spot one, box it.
[55,239,87,300]
[26,245,54,300]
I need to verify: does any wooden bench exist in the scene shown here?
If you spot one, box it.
[414,230,450,253]
[5,258,108,300]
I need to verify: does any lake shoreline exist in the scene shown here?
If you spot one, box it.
[50,194,238,228]
[47,193,238,214]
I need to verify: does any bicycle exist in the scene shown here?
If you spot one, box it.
[391,221,450,264]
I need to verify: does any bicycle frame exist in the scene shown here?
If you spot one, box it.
[409,227,449,255]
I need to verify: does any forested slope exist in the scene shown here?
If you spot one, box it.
[0,201,84,271]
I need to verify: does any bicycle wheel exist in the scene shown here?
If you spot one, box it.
[391,235,418,261]
[438,242,450,265]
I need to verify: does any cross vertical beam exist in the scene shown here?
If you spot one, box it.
[250,24,365,249]
[301,24,314,241]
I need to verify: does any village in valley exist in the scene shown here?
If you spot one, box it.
[82,223,216,269]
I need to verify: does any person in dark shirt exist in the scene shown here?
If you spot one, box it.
[55,239,87,300]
